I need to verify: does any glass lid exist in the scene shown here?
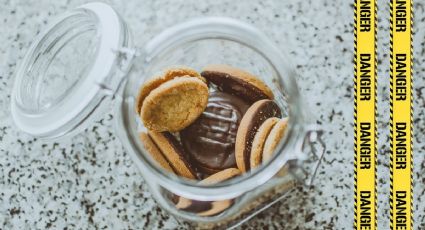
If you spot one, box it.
[11,2,131,138]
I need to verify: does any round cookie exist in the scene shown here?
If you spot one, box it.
[139,133,174,173]
[135,66,205,114]
[175,168,240,216]
[235,99,282,172]
[199,168,241,185]
[250,117,280,169]
[201,64,274,103]
[148,131,198,179]
[175,198,233,217]
[175,198,209,212]
[141,76,209,132]
[198,200,233,217]
[262,117,289,163]
[180,92,250,174]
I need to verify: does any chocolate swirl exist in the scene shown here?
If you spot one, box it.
[180,92,249,173]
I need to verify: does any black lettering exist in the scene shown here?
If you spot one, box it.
[395,122,407,169]
[359,54,372,101]
[395,1,407,32]
[359,122,371,169]
[359,1,372,32]
[359,191,372,229]
[395,54,407,101]
[395,191,407,229]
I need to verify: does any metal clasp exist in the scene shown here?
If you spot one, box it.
[288,125,326,187]
[96,47,139,97]
[114,47,138,71]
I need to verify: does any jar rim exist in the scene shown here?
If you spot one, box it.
[119,17,303,200]
[11,2,129,138]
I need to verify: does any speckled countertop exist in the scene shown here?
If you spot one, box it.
[0,0,424,229]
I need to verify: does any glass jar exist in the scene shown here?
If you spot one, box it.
[11,2,325,228]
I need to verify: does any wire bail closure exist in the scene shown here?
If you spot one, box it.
[288,125,326,187]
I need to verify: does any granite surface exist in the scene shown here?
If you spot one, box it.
[0,0,424,229]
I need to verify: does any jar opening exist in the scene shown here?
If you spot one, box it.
[119,17,303,200]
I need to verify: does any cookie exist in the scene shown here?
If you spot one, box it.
[199,168,241,185]
[180,92,250,174]
[135,66,205,114]
[250,117,280,169]
[201,64,274,103]
[148,131,198,179]
[175,198,233,217]
[140,76,209,132]
[235,99,281,172]
[139,133,174,173]
[262,117,289,163]
[198,200,233,217]
[136,66,208,132]
[175,168,240,216]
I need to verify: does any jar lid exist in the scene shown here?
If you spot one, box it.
[11,2,132,138]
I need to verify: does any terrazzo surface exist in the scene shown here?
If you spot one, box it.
[0,0,424,229]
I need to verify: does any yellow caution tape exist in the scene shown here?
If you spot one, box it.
[354,0,377,229]
[390,0,413,229]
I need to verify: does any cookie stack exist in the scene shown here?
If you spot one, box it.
[136,65,288,216]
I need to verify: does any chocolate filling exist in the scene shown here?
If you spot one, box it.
[180,92,249,174]
[181,200,214,213]
[160,132,201,180]
[201,70,271,103]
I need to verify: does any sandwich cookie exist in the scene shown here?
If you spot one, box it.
[175,199,234,217]
[136,66,205,114]
[262,117,289,163]
[199,168,241,185]
[136,66,208,132]
[175,168,241,216]
[235,99,281,172]
[201,64,274,103]
[180,92,250,175]
[250,117,280,169]
[148,131,199,179]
